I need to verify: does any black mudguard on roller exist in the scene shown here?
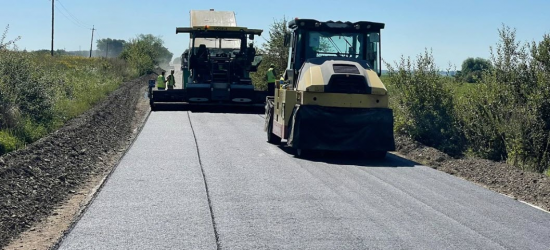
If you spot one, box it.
[288,105,396,152]
[264,98,275,132]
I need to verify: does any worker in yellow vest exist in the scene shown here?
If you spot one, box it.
[167,70,176,90]
[265,64,277,95]
[157,71,166,90]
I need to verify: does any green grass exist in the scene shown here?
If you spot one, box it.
[0,130,22,155]
[48,55,126,123]
[0,52,133,155]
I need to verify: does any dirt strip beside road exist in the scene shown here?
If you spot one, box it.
[0,73,155,249]
[395,135,550,212]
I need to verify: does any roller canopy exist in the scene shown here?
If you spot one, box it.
[288,19,385,31]
[176,26,263,35]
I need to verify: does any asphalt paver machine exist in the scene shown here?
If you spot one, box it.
[148,10,267,109]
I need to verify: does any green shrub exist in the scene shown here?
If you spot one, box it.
[0,47,128,155]
[387,26,550,173]
[386,50,465,156]
[0,27,169,156]
[0,130,21,155]
[453,81,508,161]
[456,27,550,172]
[0,50,55,128]
[16,118,48,143]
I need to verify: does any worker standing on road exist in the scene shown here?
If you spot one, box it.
[266,64,277,95]
[157,71,166,90]
[167,70,176,90]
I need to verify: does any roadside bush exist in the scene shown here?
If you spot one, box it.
[456,27,550,172]
[387,26,550,173]
[0,130,21,155]
[0,50,55,132]
[0,26,132,155]
[386,50,465,156]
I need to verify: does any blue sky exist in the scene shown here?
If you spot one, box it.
[2,0,549,68]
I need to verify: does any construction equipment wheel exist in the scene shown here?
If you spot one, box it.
[267,111,281,144]
[296,148,311,158]
[150,99,157,111]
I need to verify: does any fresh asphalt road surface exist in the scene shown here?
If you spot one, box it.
[58,111,550,250]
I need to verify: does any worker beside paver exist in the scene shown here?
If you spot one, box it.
[167,70,176,90]
[265,64,277,95]
[157,71,166,90]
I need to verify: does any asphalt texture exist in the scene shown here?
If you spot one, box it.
[58,111,550,250]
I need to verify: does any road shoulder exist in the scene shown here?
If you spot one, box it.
[1,75,153,250]
[395,134,550,212]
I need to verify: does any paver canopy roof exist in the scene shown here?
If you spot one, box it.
[190,10,239,49]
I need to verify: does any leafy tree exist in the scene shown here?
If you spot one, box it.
[119,34,173,75]
[96,38,126,58]
[134,34,173,65]
[251,17,289,90]
[457,57,492,83]
[386,50,465,156]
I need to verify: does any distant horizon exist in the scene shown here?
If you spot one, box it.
[2,0,550,68]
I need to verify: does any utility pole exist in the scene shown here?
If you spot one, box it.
[51,0,54,56]
[89,25,95,58]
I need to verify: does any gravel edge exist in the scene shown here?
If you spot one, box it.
[395,134,550,212]
[0,73,156,248]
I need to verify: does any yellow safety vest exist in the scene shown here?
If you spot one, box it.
[167,75,176,86]
[266,68,276,83]
[157,75,166,88]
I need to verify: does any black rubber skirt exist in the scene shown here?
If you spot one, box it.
[287,105,396,152]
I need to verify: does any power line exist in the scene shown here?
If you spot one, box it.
[259,35,269,43]
[54,4,90,30]
[56,0,91,28]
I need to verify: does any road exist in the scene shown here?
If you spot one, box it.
[58,111,550,250]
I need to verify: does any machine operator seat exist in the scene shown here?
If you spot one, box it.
[197,44,208,59]
[195,44,211,82]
